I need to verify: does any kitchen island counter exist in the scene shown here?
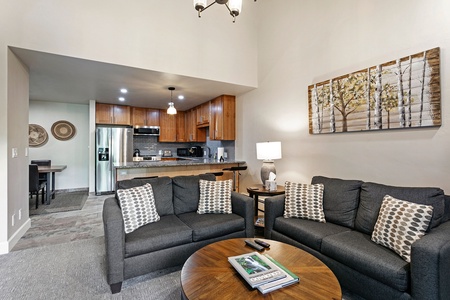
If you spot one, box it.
[115,158,245,169]
[114,158,246,191]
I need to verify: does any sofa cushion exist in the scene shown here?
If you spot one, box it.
[117,183,160,234]
[173,174,216,215]
[371,195,433,262]
[321,231,410,292]
[177,212,245,242]
[284,181,326,223]
[117,176,174,216]
[124,214,192,258]
[355,182,445,235]
[197,179,233,214]
[311,176,363,228]
[273,217,351,251]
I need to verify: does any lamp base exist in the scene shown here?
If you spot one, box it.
[260,161,276,185]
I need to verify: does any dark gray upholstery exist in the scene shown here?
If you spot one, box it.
[273,216,351,251]
[125,215,192,257]
[177,212,244,241]
[321,231,409,291]
[172,174,215,215]
[103,174,254,294]
[116,176,174,216]
[355,182,445,234]
[264,176,450,300]
[311,176,362,228]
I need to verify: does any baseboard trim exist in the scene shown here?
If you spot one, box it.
[0,218,31,255]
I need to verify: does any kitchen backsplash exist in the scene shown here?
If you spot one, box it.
[133,135,235,160]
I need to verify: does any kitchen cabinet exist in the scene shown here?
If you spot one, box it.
[158,110,177,142]
[96,103,131,125]
[210,95,235,140]
[176,111,186,142]
[159,110,186,142]
[131,107,160,127]
[196,101,210,126]
[186,108,206,142]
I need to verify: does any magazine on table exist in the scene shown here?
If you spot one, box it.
[228,252,286,288]
[257,254,300,294]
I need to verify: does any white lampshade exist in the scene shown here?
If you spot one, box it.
[256,141,282,160]
[229,0,242,15]
[194,0,207,10]
[167,103,177,115]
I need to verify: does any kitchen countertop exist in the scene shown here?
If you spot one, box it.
[114,157,245,169]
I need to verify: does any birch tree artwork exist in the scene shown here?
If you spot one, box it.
[308,48,440,134]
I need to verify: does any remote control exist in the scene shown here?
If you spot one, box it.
[254,239,270,248]
[245,239,264,251]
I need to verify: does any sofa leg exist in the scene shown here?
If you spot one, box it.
[110,282,122,294]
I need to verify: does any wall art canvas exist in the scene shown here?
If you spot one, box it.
[308,47,440,134]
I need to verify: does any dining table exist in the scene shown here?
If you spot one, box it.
[37,165,67,205]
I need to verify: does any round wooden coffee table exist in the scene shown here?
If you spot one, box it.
[181,238,341,299]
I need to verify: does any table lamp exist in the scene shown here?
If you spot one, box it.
[256,141,282,184]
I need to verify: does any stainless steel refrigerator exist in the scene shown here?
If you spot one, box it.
[95,126,133,195]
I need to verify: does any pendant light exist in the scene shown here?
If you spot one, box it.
[194,0,248,23]
[167,87,177,115]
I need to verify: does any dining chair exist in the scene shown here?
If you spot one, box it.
[29,164,47,209]
[30,159,51,182]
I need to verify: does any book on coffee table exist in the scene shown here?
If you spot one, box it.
[228,252,286,288]
[257,254,300,294]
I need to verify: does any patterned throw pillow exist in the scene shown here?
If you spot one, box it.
[117,183,160,234]
[284,181,326,223]
[371,195,433,262]
[197,179,233,214]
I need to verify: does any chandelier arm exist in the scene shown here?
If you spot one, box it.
[201,1,217,13]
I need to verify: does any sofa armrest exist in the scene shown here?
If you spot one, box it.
[231,192,254,238]
[264,194,285,239]
[411,221,450,300]
[102,197,126,285]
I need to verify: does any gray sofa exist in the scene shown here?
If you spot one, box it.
[102,174,254,293]
[264,175,450,300]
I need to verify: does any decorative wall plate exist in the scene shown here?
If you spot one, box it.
[51,120,76,141]
[29,124,48,147]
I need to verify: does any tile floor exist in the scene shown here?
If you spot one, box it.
[12,193,110,251]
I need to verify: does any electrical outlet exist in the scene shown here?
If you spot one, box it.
[12,214,15,227]
[11,148,18,158]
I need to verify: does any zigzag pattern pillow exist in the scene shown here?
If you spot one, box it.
[371,195,433,262]
[117,183,160,234]
[284,181,326,223]
[197,179,233,214]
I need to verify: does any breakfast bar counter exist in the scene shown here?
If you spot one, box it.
[114,158,246,191]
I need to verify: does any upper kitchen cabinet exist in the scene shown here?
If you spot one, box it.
[159,110,176,142]
[131,107,160,127]
[196,101,211,127]
[186,108,206,142]
[210,95,235,140]
[96,103,131,125]
[159,110,186,142]
[176,111,186,142]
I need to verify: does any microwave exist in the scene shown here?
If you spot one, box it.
[133,126,160,136]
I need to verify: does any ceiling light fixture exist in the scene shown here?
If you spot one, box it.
[167,87,177,115]
[118,97,125,102]
[194,0,255,23]
[120,88,128,94]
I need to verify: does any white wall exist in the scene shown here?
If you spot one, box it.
[0,0,257,253]
[237,0,450,193]
[29,101,89,190]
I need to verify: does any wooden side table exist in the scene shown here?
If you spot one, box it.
[247,184,285,217]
